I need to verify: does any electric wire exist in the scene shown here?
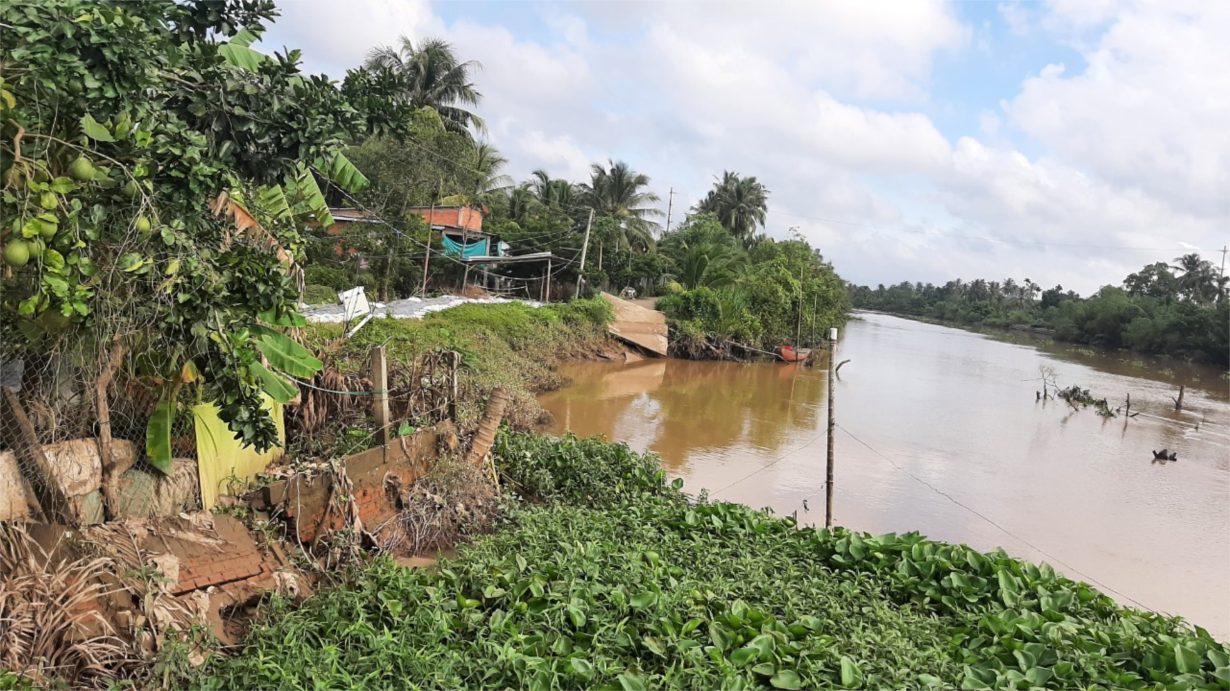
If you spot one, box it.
[767,208,1214,253]
[834,422,1161,614]
[312,175,577,285]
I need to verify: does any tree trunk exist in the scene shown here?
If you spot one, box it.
[1,388,74,524]
[96,338,127,520]
[466,387,509,466]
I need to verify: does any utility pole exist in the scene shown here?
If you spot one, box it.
[669,185,678,233]
[420,198,436,297]
[576,209,594,298]
[825,327,837,529]
[1215,245,1225,302]
[460,209,473,291]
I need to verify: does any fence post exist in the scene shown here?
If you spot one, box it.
[825,327,837,530]
[448,351,460,423]
[371,346,390,453]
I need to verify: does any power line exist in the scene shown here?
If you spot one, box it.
[393,134,603,220]
[314,170,576,285]
[709,429,827,497]
[767,209,1214,253]
[834,422,1160,614]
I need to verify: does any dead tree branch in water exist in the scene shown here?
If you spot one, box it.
[1031,365,1059,401]
[1171,385,1185,411]
[1057,384,1116,418]
[835,359,850,374]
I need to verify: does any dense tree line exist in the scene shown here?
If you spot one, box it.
[850,256,1229,365]
[296,34,850,355]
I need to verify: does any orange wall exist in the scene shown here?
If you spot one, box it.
[408,206,483,232]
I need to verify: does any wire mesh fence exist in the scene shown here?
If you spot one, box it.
[1,338,203,525]
[1,330,459,526]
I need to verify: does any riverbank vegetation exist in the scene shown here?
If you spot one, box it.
[653,217,849,357]
[850,256,1229,366]
[191,431,1230,690]
[301,298,614,437]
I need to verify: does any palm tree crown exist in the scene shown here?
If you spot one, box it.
[471,141,512,200]
[529,170,580,210]
[693,171,769,243]
[1172,253,1220,304]
[366,36,485,136]
[580,159,663,243]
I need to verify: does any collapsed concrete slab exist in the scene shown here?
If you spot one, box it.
[600,292,669,357]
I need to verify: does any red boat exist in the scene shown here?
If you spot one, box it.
[777,345,812,362]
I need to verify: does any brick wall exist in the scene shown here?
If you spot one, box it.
[407,206,483,233]
[264,426,442,543]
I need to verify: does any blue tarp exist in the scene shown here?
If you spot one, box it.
[441,235,490,259]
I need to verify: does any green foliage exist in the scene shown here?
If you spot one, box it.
[493,429,679,506]
[196,433,1229,690]
[0,0,412,453]
[305,300,612,431]
[856,261,1230,366]
[303,266,352,290]
[580,160,663,242]
[656,237,848,353]
[693,171,770,244]
[301,284,337,305]
[365,35,486,137]
[852,265,1229,366]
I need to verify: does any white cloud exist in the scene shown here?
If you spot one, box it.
[257,0,437,76]
[640,0,969,101]
[997,1,1036,35]
[1008,0,1230,217]
[255,0,1227,295]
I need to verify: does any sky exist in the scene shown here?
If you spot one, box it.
[258,0,1230,294]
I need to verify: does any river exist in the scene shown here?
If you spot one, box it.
[538,312,1230,638]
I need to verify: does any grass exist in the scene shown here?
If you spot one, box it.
[189,431,1230,691]
[302,298,614,432]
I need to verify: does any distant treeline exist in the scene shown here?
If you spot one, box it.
[850,255,1229,366]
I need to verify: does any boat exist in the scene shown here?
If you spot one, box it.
[777,345,812,362]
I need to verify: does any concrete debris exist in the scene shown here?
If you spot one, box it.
[301,295,543,324]
[600,292,668,357]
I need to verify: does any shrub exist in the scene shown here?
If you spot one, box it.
[198,477,1230,691]
[301,284,337,305]
[492,428,679,506]
[303,266,353,290]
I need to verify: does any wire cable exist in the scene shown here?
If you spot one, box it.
[311,175,577,285]
[835,422,1160,614]
[280,372,383,396]
[767,208,1213,253]
[709,429,828,497]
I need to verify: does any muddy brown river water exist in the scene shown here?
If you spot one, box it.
[538,312,1230,638]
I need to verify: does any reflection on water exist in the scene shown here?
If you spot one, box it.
[538,312,1230,638]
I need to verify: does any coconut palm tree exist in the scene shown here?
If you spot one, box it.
[580,160,663,234]
[505,185,539,226]
[1002,278,1018,304]
[579,160,663,266]
[675,242,747,289]
[693,171,769,244]
[366,36,485,136]
[471,141,512,201]
[1172,253,1218,303]
[529,170,579,209]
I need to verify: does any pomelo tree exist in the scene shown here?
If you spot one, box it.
[0,0,410,515]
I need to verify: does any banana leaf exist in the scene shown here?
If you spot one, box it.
[252,325,323,378]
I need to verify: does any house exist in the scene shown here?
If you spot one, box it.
[406,205,507,259]
[323,206,507,259]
